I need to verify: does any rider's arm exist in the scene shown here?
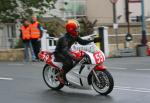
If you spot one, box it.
[77,36,102,44]
[76,36,93,45]
[62,47,79,61]
[62,47,75,59]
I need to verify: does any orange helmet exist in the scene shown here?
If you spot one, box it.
[66,19,80,37]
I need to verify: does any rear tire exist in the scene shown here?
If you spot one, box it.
[92,70,114,95]
[43,64,64,90]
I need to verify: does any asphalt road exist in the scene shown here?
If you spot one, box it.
[0,57,150,103]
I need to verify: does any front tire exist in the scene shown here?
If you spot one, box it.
[43,64,64,90]
[92,70,114,95]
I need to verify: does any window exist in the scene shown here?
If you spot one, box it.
[49,40,52,46]
[63,0,87,18]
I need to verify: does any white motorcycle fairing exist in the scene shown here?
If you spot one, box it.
[66,51,97,89]
[66,63,95,89]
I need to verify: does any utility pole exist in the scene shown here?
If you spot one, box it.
[126,0,131,35]
[109,0,119,51]
[125,0,133,47]
[113,3,119,50]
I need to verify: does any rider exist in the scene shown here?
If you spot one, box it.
[54,19,100,83]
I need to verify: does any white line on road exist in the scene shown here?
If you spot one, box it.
[136,69,150,71]
[115,86,150,93]
[0,77,13,80]
[108,67,128,70]
[7,63,24,66]
[108,67,150,71]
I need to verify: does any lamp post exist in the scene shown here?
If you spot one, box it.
[109,0,119,51]
[141,0,147,45]
[136,0,148,56]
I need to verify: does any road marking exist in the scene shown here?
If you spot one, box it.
[136,69,150,71]
[108,67,128,70]
[7,63,24,66]
[0,77,13,80]
[115,86,150,93]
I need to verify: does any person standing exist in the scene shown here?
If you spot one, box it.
[30,15,43,59]
[20,19,36,62]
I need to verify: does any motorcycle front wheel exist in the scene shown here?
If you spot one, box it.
[92,70,114,95]
[43,64,64,90]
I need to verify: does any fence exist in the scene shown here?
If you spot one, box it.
[0,23,18,50]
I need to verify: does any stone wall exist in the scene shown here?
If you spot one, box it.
[0,49,24,61]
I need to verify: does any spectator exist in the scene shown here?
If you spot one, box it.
[20,19,36,62]
[30,15,43,60]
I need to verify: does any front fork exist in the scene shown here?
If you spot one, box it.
[92,65,106,83]
[92,70,101,83]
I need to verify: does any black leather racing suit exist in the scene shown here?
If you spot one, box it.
[54,33,93,78]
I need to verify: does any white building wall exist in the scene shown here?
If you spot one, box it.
[129,2,141,17]
[43,0,87,20]
[116,0,126,23]
[144,0,150,17]
[86,0,113,23]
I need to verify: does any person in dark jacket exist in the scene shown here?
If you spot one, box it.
[54,19,100,84]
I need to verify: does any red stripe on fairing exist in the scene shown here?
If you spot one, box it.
[39,51,61,69]
[46,58,60,69]
[48,61,58,68]
[95,65,106,70]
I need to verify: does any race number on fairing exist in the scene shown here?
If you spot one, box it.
[93,52,104,64]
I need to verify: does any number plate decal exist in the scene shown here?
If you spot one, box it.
[93,52,104,64]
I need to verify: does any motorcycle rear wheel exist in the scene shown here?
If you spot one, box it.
[43,64,64,90]
[92,70,114,95]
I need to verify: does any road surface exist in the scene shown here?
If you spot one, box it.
[0,57,150,103]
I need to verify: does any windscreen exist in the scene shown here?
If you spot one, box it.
[71,42,100,53]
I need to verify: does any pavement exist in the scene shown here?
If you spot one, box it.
[0,57,150,103]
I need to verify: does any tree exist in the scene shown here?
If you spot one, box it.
[40,17,66,37]
[0,0,57,23]
[0,0,18,22]
[79,17,97,36]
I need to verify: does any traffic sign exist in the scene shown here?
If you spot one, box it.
[125,33,133,41]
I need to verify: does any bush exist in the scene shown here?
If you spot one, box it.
[40,17,66,37]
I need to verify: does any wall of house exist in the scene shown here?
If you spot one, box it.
[86,0,150,24]
[86,0,113,23]
[0,23,16,50]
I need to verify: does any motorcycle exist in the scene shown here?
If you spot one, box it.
[38,42,114,95]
